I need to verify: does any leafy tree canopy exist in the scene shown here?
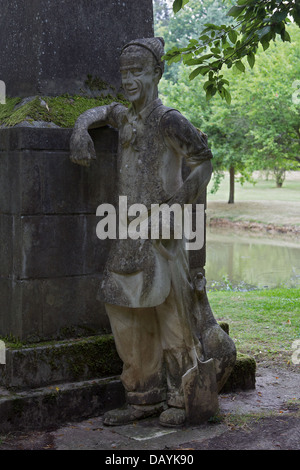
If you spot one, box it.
[163,0,300,102]
[159,22,300,196]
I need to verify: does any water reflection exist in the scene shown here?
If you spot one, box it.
[205,227,300,291]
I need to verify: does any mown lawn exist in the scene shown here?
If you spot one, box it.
[207,171,300,203]
[208,287,300,368]
[206,172,300,228]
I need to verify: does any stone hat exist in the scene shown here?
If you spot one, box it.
[121,37,165,73]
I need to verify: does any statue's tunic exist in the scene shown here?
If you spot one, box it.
[98,98,213,309]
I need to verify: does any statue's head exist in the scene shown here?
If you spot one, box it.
[120,37,165,106]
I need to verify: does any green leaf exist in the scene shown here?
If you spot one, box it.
[271,10,288,23]
[189,66,208,80]
[281,29,291,42]
[203,80,214,90]
[228,29,238,44]
[198,53,214,61]
[199,34,210,42]
[224,88,231,105]
[235,60,246,72]
[203,23,222,31]
[227,5,247,18]
[166,52,182,65]
[257,26,271,39]
[173,0,189,13]
[184,53,214,66]
[188,39,199,47]
[261,38,270,51]
[207,84,217,100]
[218,78,230,86]
[223,46,235,58]
[247,52,255,68]
[173,0,182,14]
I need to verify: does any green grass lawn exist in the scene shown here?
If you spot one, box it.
[209,287,300,368]
[206,172,300,227]
[207,172,300,203]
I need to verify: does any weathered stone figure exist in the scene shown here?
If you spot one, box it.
[70,37,236,427]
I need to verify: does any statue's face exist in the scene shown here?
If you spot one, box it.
[120,47,161,107]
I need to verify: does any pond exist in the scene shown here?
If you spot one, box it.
[205,227,300,291]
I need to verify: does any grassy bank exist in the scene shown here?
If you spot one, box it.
[206,172,300,229]
[209,287,300,369]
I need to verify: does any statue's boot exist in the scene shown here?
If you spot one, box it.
[159,407,186,427]
[103,402,166,426]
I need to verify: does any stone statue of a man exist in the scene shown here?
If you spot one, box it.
[70,37,236,427]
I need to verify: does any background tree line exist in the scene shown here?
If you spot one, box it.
[154,0,300,202]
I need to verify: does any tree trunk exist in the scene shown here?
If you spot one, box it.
[274,168,286,188]
[228,166,235,204]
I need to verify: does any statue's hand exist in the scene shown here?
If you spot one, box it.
[70,128,96,167]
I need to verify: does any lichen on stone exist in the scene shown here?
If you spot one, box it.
[0,94,128,128]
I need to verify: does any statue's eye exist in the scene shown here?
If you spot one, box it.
[132,69,143,76]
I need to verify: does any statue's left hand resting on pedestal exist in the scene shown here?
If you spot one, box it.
[70,106,112,167]
[70,128,96,167]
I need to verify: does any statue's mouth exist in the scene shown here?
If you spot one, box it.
[127,87,138,94]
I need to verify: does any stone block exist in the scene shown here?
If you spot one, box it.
[17,214,110,279]
[0,127,118,215]
[0,127,72,152]
[0,276,110,342]
[0,377,125,433]
[41,276,110,340]
[0,215,13,277]
[0,335,122,390]
[0,0,154,97]
[0,127,118,341]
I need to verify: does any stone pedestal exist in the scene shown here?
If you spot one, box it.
[0,0,154,97]
[0,126,120,341]
[0,126,207,342]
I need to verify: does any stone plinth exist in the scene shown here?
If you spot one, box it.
[0,126,120,341]
[0,0,154,97]
[0,126,207,342]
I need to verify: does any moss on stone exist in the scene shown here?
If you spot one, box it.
[4,335,122,384]
[0,94,128,128]
[221,352,256,393]
[85,74,116,93]
[43,335,122,379]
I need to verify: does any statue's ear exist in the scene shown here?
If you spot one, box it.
[154,66,162,84]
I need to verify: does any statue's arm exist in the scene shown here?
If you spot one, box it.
[168,159,212,206]
[161,111,213,205]
[70,103,121,167]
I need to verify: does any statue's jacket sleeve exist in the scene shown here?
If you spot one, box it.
[98,101,212,308]
[160,109,213,171]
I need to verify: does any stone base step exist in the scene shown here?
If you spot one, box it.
[0,335,122,390]
[0,324,235,391]
[0,353,256,433]
[0,376,125,434]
